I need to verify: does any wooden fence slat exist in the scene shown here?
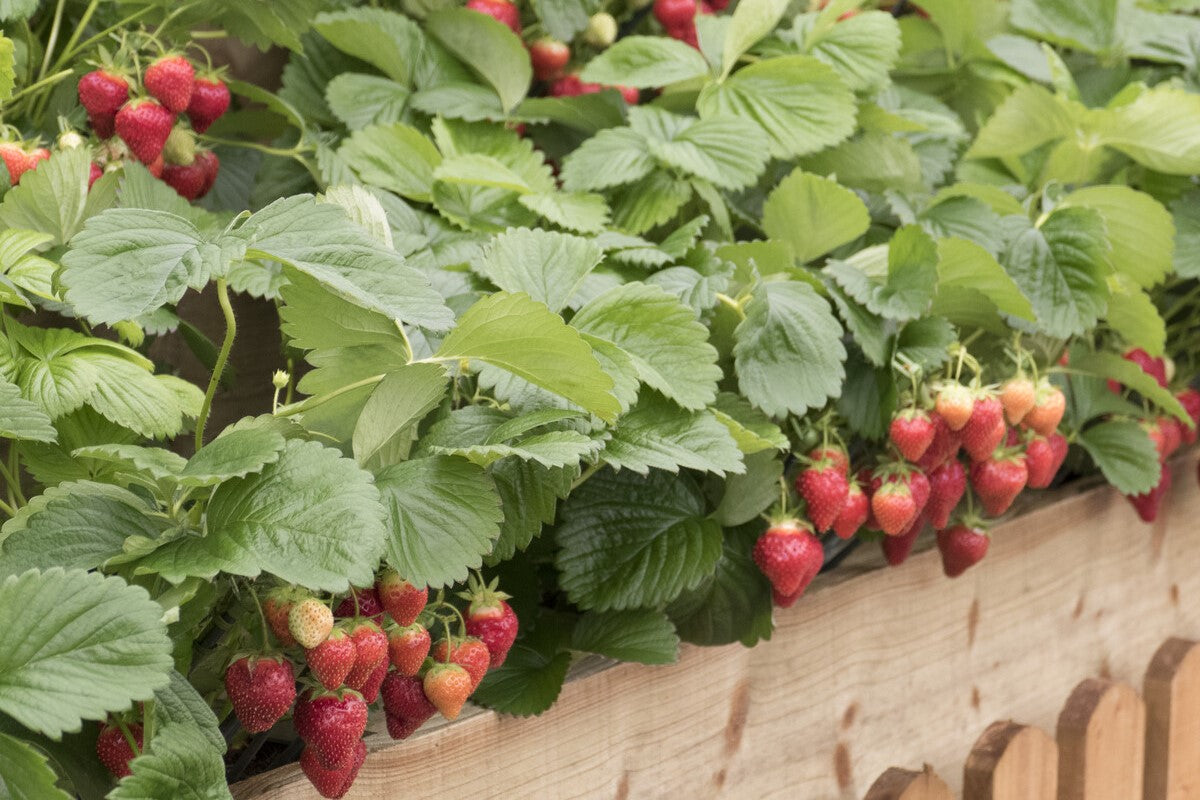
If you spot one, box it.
[1144,638,1200,800]
[1055,679,1145,800]
[963,721,1057,800]
[864,765,953,800]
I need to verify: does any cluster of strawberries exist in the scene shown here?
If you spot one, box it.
[653,0,729,48]
[75,53,230,200]
[95,570,517,799]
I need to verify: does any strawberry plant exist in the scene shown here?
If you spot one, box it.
[0,0,1199,797]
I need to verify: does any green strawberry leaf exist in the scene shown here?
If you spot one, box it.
[340,123,443,202]
[1171,191,1200,279]
[488,460,575,562]
[1010,0,1118,53]
[0,375,55,443]
[178,428,288,488]
[795,9,902,91]
[931,237,1035,327]
[0,569,173,739]
[1069,350,1188,423]
[559,127,655,192]
[571,609,680,664]
[313,7,422,84]
[152,672,225,754]
[710,393,788,455]
[425,8,531,114]
[581,36,711,88]
[474,228,603,313]
[1105,276,1166,357]
[721,0,791,78]
[352,364,449,467]
[0,732,71,800]
[1061,185,1174,289]
[108,722,232,800]
[762,170,869,264]
[602,392,745,476]
[325,73,410,130]
[471,621,572,717]
[1077,420,1160,496]
[0,147,106,246]
[711,450,784,527]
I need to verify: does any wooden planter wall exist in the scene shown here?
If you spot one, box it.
[233,456,1200,800]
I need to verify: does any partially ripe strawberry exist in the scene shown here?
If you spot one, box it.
[962,395,1006,462]
[926,459,967,530]
[345,621,388,691]
[162,161,209,201]
[889,409,936,462]
[187,76,231,133]
[387,622,432,676]
[27,147,49,172]
[666,21,699,47]
[1128,461,1172,523]
[1177,388,1200,444]
[831,479,869,539]
[1116,348,1169,390]
[376,569,428,626]
[224,655,297,733]
[466,0,521,33]
[1023,435,1058,489]
[872,481,917,536]
[970,454,1028,516]
[916,413,962,471]
[293,690,369,770]
[654,0,696,27]
[934,383,974,431]
[96,723,142,778]
[1159,416,1183,461]
[289,597,334,649]
[264,588,299,646]
[195,149,220,195]
[465,598,519,668]
[752,519,823,596]
[796,461,849,533]
[809,445,849,475]
[146,153,164,178]
[1023,383,1065,436]
[529,38,570,82]
[1145,419,1169,463]
[300,739,366,799]
[1000,377,1036,425]
[359,659,389,704]
[114,99,173,164]
[881,513,924,567]
[937,524,989,577]
[432,637,491,689]
[334,586,386,624]
[306,626,356,690]
[906,468,931,519]
[381,671,437,736]
[424,662,474,720]
[0,144,31,185]
[144,55,195,112]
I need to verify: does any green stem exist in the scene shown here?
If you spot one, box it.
[197,135,312,160]
[37,0,66,83]
[194,280,236,451]
[246,582,270,652]
[274,373,384,417]
[5,449,24,506]
[56,0,100,63]
[7,68,73,104]
[141,700,155,750]
[0,496,15,517]
[570,462,603,491]
[48,6,156,76]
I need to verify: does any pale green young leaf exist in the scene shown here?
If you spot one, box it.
[519,190,611,234]
[1105,276,1166,357]
[0,148,96,245]
[581,36,711,87]
[796,9,901,91]
[722,0,791,78]
[321,185,393,248]
[559,127,655,192]
[802,132,924,194]
[340,123,443,202]
[326,73,410,130]
[1077,420,1160,495]
[377,455,503,588]
[1172,192,1200,279]
[572,282,721,410]
[1010,0,1118,54]
[1062,185,1173,289]
[0,375,55,442]
[1096,87,1200,175]
[932,237,1035,323]
[555,469,722,611]
[0,569,172,738]
[761,170,869,264]
[109,722,232,800]
[696,55,856,159]
[314,8,421,83]
[711,392,788,455]
[152,672,225,754]
[967,83,1078,159]
[425,8,532,113]
[603,392,745,476]
[610,171,693,234]
[435,291,619,422]
[572,609,680,664]
[473,228,603,313]
[178,428,288,487]
[0,733,71,800]
[353,364,448,466]
[734,280,846,418]
[435,153,533,193]
[648,115,770,189]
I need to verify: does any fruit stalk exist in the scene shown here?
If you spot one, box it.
[194,278,236,450]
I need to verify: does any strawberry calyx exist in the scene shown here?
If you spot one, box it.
[456,573,511,618]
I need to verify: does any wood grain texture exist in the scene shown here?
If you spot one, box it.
[1144,637,1200,800]
[233,458,1200,800]
[1056,679,1145,800]
[963,722,1057,800]
[864,766,953,800]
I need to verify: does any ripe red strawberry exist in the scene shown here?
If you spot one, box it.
[1024,435,1058,489]
[381,671,437,735]
[772,585,804,608]
[144,55,195,112]
[387,623,431,677]
[377,569,428,626]
[831,479,869,539]
[881,513,924,566]
[937,524,989,577]
[962,395,1006,462]
[970,454,1028,516]
[334,587,386,624]
[752,519,823,595]
[906,468,931,518]
[345,620,388,691]
[934,383,974,431]
[432,637,491,689]
[809,445,849,475]
[300,739,366,799]
[889,409,936,462]
[615,85,640,104]
[385,712,424,740]
[1128,462,1172,523]
[79,70,129,117]
[796,461,849,532]
[88,162,103,189]
[114,99,173,164]
[667,21,699,48]
[872,481,917,536]
[916,413,962,471]
[530,38,570,81]
[264,588,299,647]
[307,627,355,690]
[1159,416,1183,460]
[1000,377,1036,424]
[27,147,49,172]
[162,161,209,201]
[0,144,31,185]
[1119,348,1169,390]
[359,658,389,704]
[289,597,334,649]
[96,723,142,778]
[654,0,696,27]
[926,459,967,530]
[186,76,231,133]
[1024,383,1065,436]
[465,597,519,668]
[195,149,220,195]
[424,662,474,720]
[147,154,164,178]
[1177,388,1200,444]
[89,112,116,139]
[466,0,521,33]
[224,655,296,733]
[293,689,369,770]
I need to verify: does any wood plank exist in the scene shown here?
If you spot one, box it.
[233,459,1200,800]
[964,721,1057,800]
[1144,637,1200,800]
[1055,679,1145,800]
[865,766,953,800]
